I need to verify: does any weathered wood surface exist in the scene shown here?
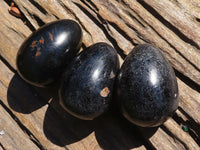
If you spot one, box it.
[0,0,199,149]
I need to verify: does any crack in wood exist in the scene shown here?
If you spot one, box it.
[0,100,46,150]
[7,26,27,39]
[20,6,41,31]
[139,138,156,150]
[137,0,200,50]
[161,125,189,150]
[145,139,157,150]
[74,2,127,59]
[81,0,99,11]
[80,0,98,12]
[196,18,200,23]
[52,14,59,20]
[22,6,45,28]
[103,1,147,30]
[28,0,47,15]
[124,10,146,28]
[125,22,150,43]
[135,14,200,84]
[32,14,45,27]
[175,69,200,93]
[57,0,93,39]
[0,55,16,74]
[107,21,138,46]
[3,0,12,6]
[0,142,6,150]
[0,80,6,90]
[160,33,200,78]
[173,108,200,146]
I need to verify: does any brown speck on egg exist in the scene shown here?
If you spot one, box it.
[35,51,41,57]
[48,32,53,41]
[100,87,110,97]
[39,37,44,44]
[30,41,37,48]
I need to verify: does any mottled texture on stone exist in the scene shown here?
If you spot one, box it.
[116,44,179,127]
[17,19,82,87]
[59,42,119,120]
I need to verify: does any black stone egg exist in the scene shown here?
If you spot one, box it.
[16,19,82,87]
[59,42,119,120]
[116,44,178,127]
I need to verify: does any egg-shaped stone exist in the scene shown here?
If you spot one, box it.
[59,43,119,120]
[16,19,82,87]
[116,44,178,127]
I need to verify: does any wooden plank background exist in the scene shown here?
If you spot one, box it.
[0,0,200,149]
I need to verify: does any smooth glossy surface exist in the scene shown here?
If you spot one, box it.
[16,19,82,87]
[116,44,178,127]
[59,43,119,120]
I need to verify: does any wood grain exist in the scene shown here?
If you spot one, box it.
[0,104,39,150]
[0,0,200,149]
[0,59,147,150]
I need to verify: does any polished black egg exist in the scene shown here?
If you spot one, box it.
[16,19,82,87]
[59,43,119,120]
[116,44,178,127]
